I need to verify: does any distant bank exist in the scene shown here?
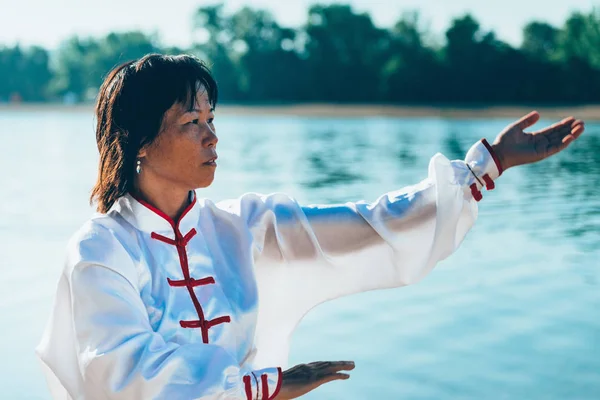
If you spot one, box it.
[1,103,599,120]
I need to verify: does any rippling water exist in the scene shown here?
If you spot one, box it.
[0,110,598,399]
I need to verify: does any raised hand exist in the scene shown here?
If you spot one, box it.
[275,361,355,399]
[491,111,585,171]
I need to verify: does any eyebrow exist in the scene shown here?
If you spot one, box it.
[184,107,215,114]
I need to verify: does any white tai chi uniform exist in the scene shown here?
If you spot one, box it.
[36,139,502,399]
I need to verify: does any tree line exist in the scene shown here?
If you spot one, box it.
[1,4,599,104]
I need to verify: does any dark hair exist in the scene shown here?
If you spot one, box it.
[91,54,218,213]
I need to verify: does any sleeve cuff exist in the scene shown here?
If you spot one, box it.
[243,367,282,400]
[462,138,503,201]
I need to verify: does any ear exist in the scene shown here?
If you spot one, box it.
[137,146,148,159]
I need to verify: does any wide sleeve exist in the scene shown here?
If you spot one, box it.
[36,225,281,400]
[220,139,502,368]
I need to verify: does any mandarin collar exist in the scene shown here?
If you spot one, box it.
[111,191,200,237]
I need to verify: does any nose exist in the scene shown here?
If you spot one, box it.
[203,124,218,148]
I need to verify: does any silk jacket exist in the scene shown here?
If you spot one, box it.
[36,139,502,399]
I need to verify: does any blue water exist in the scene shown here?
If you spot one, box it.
[0,109,598,399]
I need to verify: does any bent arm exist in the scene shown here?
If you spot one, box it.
[37,229,281,400]
[72,262,248,399]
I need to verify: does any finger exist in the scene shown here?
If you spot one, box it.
[572,121,585,138]
[543,118,583,143]
[514,111,540,130]
[533,116,576,136]
[310,361,355,371]
[325,361,355,372]
[319,373,351,384]
[562,122,585,145]
[554,120,584,143]
[545,123,574,143]
[544,121,585,157]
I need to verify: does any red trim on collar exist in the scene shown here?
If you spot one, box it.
[131,191,197,229]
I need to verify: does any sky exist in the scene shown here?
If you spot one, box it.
[0,0,595,49]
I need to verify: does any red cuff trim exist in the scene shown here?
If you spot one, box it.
[482,174,495,190]
[261,373,269,400]
[470,183,483,202]
[271,368,283,400]
[481,138,503,176]
[243,375,253,400]
[260,368,283,400]
[251,372,260,400]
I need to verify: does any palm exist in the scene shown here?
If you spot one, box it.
[493,112,585,170]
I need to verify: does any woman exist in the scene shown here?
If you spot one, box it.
[36,54,584,400]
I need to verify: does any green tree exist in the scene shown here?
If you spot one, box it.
[303,4,388,102]
[229,7,306,101]
[556,11,600,68]
[441,14,527,103]
[522,21,560,61]
[193,4,242,101]
[381,11,441,103]
[554,10,600,102]
[51,32,159,101]
[5,5,600,104]
[0,45,52,101]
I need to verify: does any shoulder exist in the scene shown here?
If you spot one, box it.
[207,192,299,218]
[200,193,304,239]
[64,212,139,286]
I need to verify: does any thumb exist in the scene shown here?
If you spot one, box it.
[514,111,540,130]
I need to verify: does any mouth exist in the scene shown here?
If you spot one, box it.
[203,156,218,167]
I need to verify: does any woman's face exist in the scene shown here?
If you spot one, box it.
[138,86,218,191]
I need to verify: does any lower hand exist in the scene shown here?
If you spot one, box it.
[275,361,355,399]
[491,111,585,171]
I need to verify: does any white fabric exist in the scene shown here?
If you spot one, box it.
[36,140,500,399]
[464,139,501,189]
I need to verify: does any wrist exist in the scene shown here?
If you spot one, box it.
[490,142,509,172]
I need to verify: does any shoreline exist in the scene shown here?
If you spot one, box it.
[1,103,599,120]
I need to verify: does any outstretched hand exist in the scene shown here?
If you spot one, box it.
[275,361,355,399]
[491,111,585,171]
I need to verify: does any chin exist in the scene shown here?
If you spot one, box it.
[195,175,215,189]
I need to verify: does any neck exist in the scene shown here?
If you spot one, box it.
[133,175,192,222]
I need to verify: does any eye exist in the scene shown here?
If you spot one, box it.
[190,119,199,125]
[207,118,214,124]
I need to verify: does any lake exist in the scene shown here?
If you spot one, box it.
[0,109,598,399]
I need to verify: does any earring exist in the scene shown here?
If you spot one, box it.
[136,159,142,174]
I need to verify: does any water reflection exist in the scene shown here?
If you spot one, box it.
[443,131,467,161]
[521,130,600,249]
[238,129,274,173]
[2,111,599,399]
[392,130,418,166]
[300,128,366,191]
